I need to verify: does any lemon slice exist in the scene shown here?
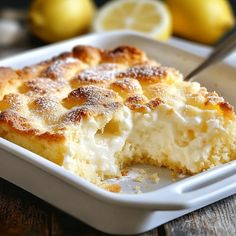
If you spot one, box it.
[93,0,172,41]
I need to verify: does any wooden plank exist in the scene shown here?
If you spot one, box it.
[50,208,107,236]
[50,208,160,236]
[140,228,159,236]
[50,204,161,236]
[0,178,50,236]
[164,195,236,236]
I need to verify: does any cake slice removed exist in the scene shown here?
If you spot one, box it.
[0,45,235,190]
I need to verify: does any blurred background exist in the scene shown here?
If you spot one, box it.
[0,0,235,59]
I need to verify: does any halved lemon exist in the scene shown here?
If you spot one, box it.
[93,0,172,41]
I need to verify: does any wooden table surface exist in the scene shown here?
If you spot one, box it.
[0,177,235,236]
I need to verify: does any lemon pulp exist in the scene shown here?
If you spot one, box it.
[93,0,172,41]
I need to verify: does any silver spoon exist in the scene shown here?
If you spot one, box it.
[185,28,236,81]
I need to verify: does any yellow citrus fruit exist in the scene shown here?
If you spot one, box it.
[93,0,172,41]
[166,0,235,44]
[29,0,95,42]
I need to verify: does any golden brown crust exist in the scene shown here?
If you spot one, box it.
[0,110,64,142]
[0,67,20,99]
[71,63,120,88]
[125,94,149,112]
[21,77,66,95]
[0,93,22,111]
[17,62,48,80]
[0,110,34,132]
[101,45,147,65]
[41,57,84,80]
[62,85,122,123]
[116,64,168,83]
[111,78,143,98]
[1,43,233,124]
[0,67,18,85]
[105,183,121,193]
[73,45,102,64]
[219,101,233,113]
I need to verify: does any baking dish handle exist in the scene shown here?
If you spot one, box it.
[118,162,236,210]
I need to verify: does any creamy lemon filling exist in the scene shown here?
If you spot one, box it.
[121,104,231,173]
[62,102,234,183]
[63,106,132,182]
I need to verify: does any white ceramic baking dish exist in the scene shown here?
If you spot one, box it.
[0,31,236,235]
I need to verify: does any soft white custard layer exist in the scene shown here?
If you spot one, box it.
[63,106,132,182]
[121,104,232,173]
[62,102,234,182]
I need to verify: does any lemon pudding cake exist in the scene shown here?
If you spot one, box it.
[0,45,235,190]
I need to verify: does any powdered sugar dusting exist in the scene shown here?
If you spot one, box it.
[68,86,117,105]
[111,78,142,93]
[33,97,58,111]
[117,65,167,82]
[31,97,61,124]
[63,86,121,123]
[75,63,119,84]
[1,94,23,111]
[43,57,80,79]
[25,77,67,95]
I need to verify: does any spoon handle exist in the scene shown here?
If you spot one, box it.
[185,28,236,81]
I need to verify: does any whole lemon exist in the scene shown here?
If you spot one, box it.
[166,0,235,44]
[29,0,95,42]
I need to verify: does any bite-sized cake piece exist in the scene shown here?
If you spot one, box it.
[0,45,235,190]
